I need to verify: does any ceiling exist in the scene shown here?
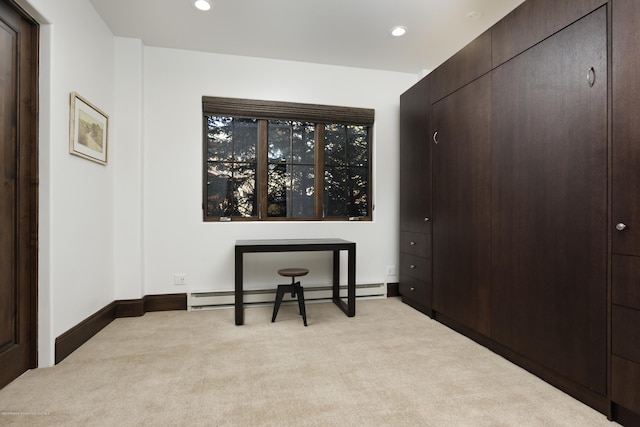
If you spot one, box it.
[88,0,525,74]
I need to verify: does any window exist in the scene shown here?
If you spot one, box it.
[203,97,374,221]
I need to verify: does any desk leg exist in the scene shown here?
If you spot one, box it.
[234,248,244,325]
[332,250,340,301]
[347,244,356,317]
[332,246,356,317]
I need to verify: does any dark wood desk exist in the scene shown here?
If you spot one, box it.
[234,238,356,325]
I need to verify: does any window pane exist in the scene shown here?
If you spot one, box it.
[268,120,291,162]
[291,165,314,218]
[206,162,258,218]
[205,116,258,218]
[206,162,233,217]
[267,121,315,218]
[292,122,315,164]
[233,163,257,217]
[324,124,346,166]
[347,125,368,166]
[324,124,370,218]
[324,166,370,218]
[267,163,289,217]
[324,166,347,217]
[207,116,233,161]
[234,118,258,161]
[348,166,369,217]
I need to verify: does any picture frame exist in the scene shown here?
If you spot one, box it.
[69,92,109,165]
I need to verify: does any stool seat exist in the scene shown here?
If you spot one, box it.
[278,268,309,277]
[272,267,309,326]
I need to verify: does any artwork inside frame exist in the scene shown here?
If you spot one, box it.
[69,92,109,165]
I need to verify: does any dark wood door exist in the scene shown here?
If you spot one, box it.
[613,0,640,256]
[432,73,492,335]
[399,76,431,234]
[612,0,640,416]
[0,0,38,389]
[491,7,607,394]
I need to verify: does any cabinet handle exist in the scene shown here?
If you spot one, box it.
[433,131,439,144]
[410,264,416,269]
[425,217,430,222]
[410,241,416,246]
[616,223,627,231]
[587,67,596,87]
[410,287,416,292]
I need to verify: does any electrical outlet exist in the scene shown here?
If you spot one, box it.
[386,265,396,276]
[174,273,186,285]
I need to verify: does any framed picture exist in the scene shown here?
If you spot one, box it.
[69,92,109,165]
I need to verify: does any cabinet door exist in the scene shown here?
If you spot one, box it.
[491,8,607,394]
[613,0,640,256]
[400,76,431,234]
[432,74,492,335]
[431,30,491,103]
[492,0,607,68]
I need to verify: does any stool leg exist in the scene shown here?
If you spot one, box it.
[296,284,307,327]
[292,282,302,314]
[272,285,286,322]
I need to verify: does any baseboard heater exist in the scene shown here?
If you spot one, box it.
[188,283,386,311]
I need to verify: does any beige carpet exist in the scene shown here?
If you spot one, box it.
[0,297,617,426]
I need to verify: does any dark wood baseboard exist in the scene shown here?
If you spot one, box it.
[115,299,145,318]
[387,282,399,297]
[432,311,611,418]
[55,293,187,364]
[143,293,187,312]
[401,297,433,318]
[55,302,117,364]
[612,403,640,426]
[115,293,187,317]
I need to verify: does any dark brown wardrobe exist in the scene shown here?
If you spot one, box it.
[399,1,640,424]
[399,76,432,315]
[612,0,640,419]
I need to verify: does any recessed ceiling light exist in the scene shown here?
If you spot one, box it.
[466,10,482,20]
[390,26,407,37]
[194,0,211,11]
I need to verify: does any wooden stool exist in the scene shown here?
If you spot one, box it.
[271,268,309,326]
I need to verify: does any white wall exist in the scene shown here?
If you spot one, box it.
[142,48,416,295]
[113,37,145,300]
[20,0,116,366]
[17,0,418,367]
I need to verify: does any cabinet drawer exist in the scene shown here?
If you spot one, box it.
[613,305,640,364]
[399,275,431,307]
[613,254,640,310]
[612,355,640,413]
[400,231,431,258]
[400,253,431,282]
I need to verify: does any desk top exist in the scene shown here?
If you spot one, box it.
[236,238,354,247]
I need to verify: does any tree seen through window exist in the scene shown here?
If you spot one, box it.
[202,97,373,221]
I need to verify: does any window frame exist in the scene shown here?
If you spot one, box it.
[203,96,374,222]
